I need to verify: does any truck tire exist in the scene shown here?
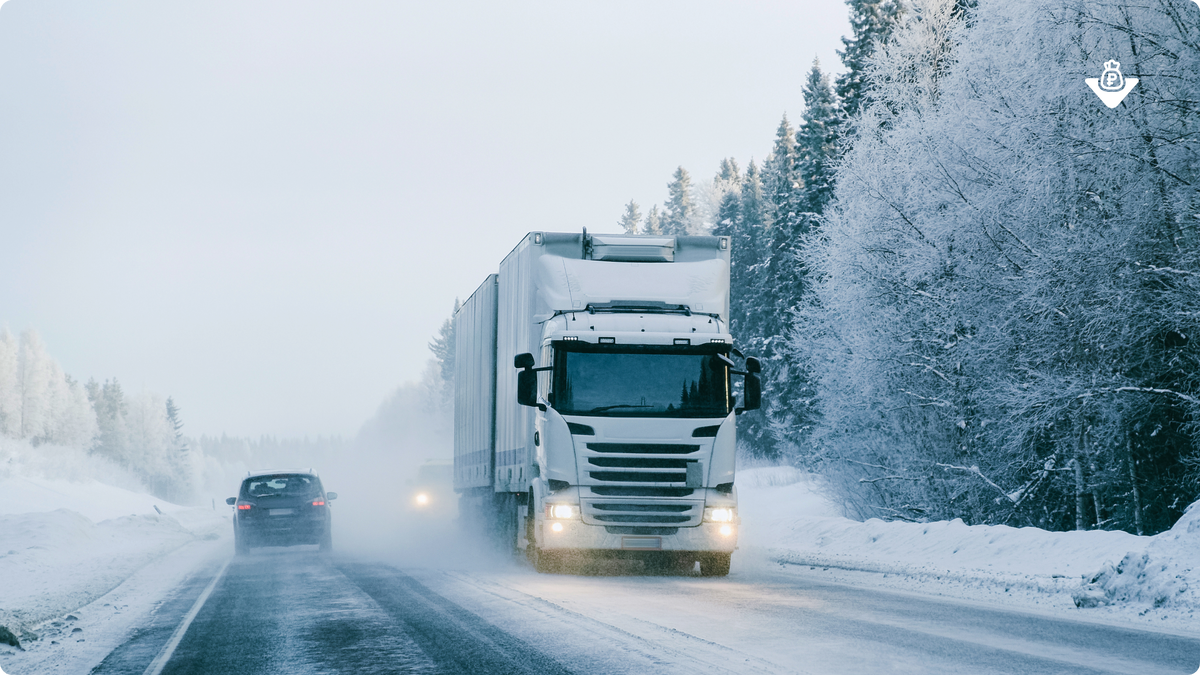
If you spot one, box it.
[530,545,562,574]
[699,552,731,577]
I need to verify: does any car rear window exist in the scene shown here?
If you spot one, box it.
[241,474,322,499]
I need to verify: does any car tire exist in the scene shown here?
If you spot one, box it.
[698,552,731,577]
[234,530,250,556]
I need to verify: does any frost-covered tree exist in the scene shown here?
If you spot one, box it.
[16,329,53,440]
[643,204,663,235]
[798,0,1200,533]
[662,167,697,236]
[88,377,129,463]
[618,200,642,235]
[836,0,905,119]
[697,159,742,236]
[0,329,19,436]
[796,60,842,215]
[126,391,192,500]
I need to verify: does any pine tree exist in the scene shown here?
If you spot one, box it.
[618,200,642,234]
[643,205,663,235]
[429,300,460,389]
[165,396,186,451]
[662,167,696,236]
[836,0,905,119]
[727,160,778,459]
[796,59,842,215]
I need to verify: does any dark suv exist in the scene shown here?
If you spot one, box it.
[226,471,336,555]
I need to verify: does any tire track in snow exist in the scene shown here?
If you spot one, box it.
[439,569,809,675]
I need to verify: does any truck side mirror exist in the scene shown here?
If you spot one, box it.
[516,353,538,407]
[743,374,762,411]
[517,369,537,407]
[745,357,761,374]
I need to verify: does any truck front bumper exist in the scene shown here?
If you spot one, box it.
[536,519,737,553]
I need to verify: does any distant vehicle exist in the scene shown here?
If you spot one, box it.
[454,231,762,576]
[226,470,337,555]
[410,459,453,511]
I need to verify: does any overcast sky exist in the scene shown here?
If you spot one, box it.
[0,0,851,438]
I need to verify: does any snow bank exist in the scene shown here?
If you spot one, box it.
[0,474,226,646]
[1080,501,1200,611]
[736,467,1200,631]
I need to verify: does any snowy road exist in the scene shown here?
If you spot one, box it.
[84,548,1200,675]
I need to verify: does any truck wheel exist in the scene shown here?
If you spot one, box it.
[530,545,561,574]
[699,552,731,577]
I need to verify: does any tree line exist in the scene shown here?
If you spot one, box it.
[618,0,1200,535]
[0,328,193,501]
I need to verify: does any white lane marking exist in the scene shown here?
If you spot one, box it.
[142,558,231,675]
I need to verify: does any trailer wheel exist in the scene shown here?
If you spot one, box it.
[699,552,731,577]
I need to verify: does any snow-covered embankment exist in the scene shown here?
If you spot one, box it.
[737,466,1199,632]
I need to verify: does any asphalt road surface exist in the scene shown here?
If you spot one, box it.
[88,548,1200,675]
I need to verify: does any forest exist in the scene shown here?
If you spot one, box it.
[611,0,1200,535]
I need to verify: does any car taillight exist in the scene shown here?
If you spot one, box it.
[237,504,252,510]
[312,500,325,506]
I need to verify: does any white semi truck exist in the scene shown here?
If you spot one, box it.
[454,231,761,576]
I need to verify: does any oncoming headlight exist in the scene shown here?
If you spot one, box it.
[547,504,576,519]
[704,507,735,523]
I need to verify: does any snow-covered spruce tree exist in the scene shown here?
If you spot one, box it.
[836,0,906,120]
[729,161,774,457]
[748,116,818,461]
[662,167,698,236]
[428,300,459,413]
[618,200,642,234]
[796,60,843,216]
[799,0,1200,532]
[643,204,663,235]
[767,60,847,460]
[697,159,741,236]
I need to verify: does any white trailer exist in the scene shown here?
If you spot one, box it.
[454,231,761,575]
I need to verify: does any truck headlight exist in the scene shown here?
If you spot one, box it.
[704,507,735,523]
[547,504,576,519]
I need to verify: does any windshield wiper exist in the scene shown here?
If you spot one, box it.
[584,404,654,413]
[254,492,282,498]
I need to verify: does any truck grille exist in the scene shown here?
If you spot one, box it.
[588,443,699,455]
[584,443,699,485]
[582,500,702,527]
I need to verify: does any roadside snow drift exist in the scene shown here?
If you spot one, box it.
[0,475,226,645]
[736,466,1200,631]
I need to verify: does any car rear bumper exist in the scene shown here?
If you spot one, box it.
[237,516,328,545]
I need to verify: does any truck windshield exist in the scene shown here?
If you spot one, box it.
[552,344,730,418]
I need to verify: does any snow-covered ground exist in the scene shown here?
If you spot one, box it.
[0,474,228,673]
[737,466,1200,634]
